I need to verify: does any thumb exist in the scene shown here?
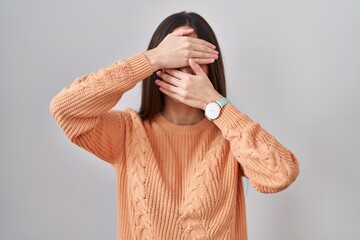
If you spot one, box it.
[189,58,206,76]
[172,28,194,36]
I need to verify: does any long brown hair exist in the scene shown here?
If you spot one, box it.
[139,11,226,120]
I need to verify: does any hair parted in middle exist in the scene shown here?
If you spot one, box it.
[139,11,226,120]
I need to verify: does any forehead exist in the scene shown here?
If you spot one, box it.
[172,25,198,38]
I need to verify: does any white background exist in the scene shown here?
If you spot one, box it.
[1,0,359,239]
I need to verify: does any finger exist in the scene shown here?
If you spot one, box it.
[189,58,206,76]
[162,69,188,80]
[155,79,184,95]
[191,58,215,65]
[188,38,217,50]
[158,86,185,103]
[191,42,219,55]
[156,71,182,87]
[172,28,194,36]
[188,50,218,60]
[180,28,194,36]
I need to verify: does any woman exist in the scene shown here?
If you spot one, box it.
[50,11,299,240]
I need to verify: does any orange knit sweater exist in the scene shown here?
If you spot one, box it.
[50,54,299,240]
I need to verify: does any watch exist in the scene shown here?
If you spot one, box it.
[204,97,229,120]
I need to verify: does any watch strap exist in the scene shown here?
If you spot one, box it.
[215,97,229,108]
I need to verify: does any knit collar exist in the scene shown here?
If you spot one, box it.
[152,113,213,135]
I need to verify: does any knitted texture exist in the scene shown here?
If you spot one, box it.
[50,54,299,240]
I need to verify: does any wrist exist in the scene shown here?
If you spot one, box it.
[202,91,223,110]
[143,49,160,72]
[204,96,230,120]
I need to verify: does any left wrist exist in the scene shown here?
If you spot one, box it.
[202,92,223,110]
[204,96,230,120]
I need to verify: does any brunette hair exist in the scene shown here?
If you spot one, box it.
[139,11,226,120]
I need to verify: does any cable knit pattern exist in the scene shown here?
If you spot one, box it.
[50,53,299,239]
[127,121,155,239]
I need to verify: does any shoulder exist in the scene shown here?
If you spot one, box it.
[121,108,145,129]
[103,108,144,128]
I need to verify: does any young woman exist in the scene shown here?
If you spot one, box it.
[50,11,299,240]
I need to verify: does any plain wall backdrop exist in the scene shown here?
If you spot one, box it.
[1,0,359,239]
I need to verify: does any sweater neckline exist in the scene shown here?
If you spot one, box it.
[153,113,212,135]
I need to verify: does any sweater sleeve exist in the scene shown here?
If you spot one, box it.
[50,54,153,164]
[213,103,299,193]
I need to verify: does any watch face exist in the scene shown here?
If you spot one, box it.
[205,102,221,120]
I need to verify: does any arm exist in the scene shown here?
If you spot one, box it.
[50,32,218,164]
[155,59,299,193]
[50,54,152,164]
[213,104,299,193]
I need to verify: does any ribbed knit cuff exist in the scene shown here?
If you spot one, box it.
[126,53,153,83]
[213,103,254,133]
